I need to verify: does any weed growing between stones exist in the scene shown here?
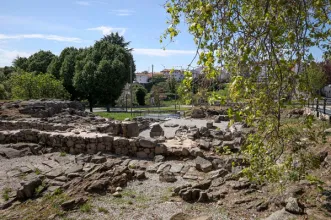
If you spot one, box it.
[2,188,11,201]
[97,206,109,213]
[80,203,92,213]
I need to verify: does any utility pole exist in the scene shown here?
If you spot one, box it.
[130,60,133,116]
[152,64,154,78]
[125,94,128,112]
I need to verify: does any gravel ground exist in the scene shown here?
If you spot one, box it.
[65,161,231,220]
[139,118,229,139]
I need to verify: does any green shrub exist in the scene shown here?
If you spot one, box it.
[11,72,69,100]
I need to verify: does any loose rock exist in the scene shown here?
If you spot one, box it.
[285,197,304,214]
[159,171,177,183]
[195,156,213,172]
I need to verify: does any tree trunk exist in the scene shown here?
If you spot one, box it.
[89,99,93,112]
[106,104,110,112]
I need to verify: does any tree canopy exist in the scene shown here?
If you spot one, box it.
[74,59,98,112]
[163,0,331,183]
[74,41,132,111]
[5,33,135,107]
[60,49,79,100]
[99,32,131,51]
[13,57,28,71]
[11,72,69,100]
[17,50,55,73]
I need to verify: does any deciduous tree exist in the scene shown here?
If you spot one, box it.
[74,60,98,112]
[163,0,331,183]
[47,57,61,79]
[11,72,68,99]
[99,32,131,51]
[60,51,79,100]
[13,57,28,71]
[26,50,55,73]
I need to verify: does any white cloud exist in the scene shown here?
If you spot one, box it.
[110,9,135,16]
[87,26,127,36]
[75,1,90,6]
[0,34,82,43]
[133,48,196,57]
[75,1,110,6]
[0,49,32,67]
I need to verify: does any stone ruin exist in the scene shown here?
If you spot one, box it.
[0,100,314,219]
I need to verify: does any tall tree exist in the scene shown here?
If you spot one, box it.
[13,57,28,71]
[60,51,79,100]
[93,41,131,111]
[47,47,78,79]
[98,32,136,81]
[99,32,131,51]
[96,58,127,110]
[163,0,331,183]
[26,50,55,73]
[47,57,61,79]
[74,60,98,112]
[74,42,132,112]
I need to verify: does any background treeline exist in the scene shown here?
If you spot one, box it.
[0,33,135,112]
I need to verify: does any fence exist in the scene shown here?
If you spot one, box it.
[307,98,331,116]
[94,106,184,120]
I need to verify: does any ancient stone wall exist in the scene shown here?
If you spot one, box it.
[1,127,235,160]
[0,120,73,131]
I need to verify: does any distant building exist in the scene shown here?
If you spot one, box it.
[135,72,165,84]
[147,72,164,79]
[192,66,204,79]
[160,69,184,81]
[322,85,331,98]
[192,66,230,82]
[135,73,149,84]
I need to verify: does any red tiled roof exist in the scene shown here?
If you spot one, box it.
[161,69,182,72]
[135,73,149,76]
[147,72,164,78]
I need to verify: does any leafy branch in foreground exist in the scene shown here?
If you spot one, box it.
[163,0,331,183]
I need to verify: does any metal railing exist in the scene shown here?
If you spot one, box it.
[307,98,331,116]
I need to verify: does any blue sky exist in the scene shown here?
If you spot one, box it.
[0,0,198,72]
[0,0,325,72]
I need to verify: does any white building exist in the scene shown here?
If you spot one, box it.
[192,66,230,82]
[135,73,149,84]
[192,66,204,79]
[161,69,184,81]
[322,85,331,98]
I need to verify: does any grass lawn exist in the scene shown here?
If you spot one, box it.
[94,106,191,120]
[137,106,191,111]
[94,112,138,120]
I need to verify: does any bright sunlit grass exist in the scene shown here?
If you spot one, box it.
[94,112,136,120]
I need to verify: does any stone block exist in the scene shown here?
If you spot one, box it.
[139,138,156,148]
[192,109,205,118]
[150,123,164,137]
[155,145,167,155]
[195,156,213,172]
[137,151,148,159]
[206,121,213,129]
[122,121,139,138]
